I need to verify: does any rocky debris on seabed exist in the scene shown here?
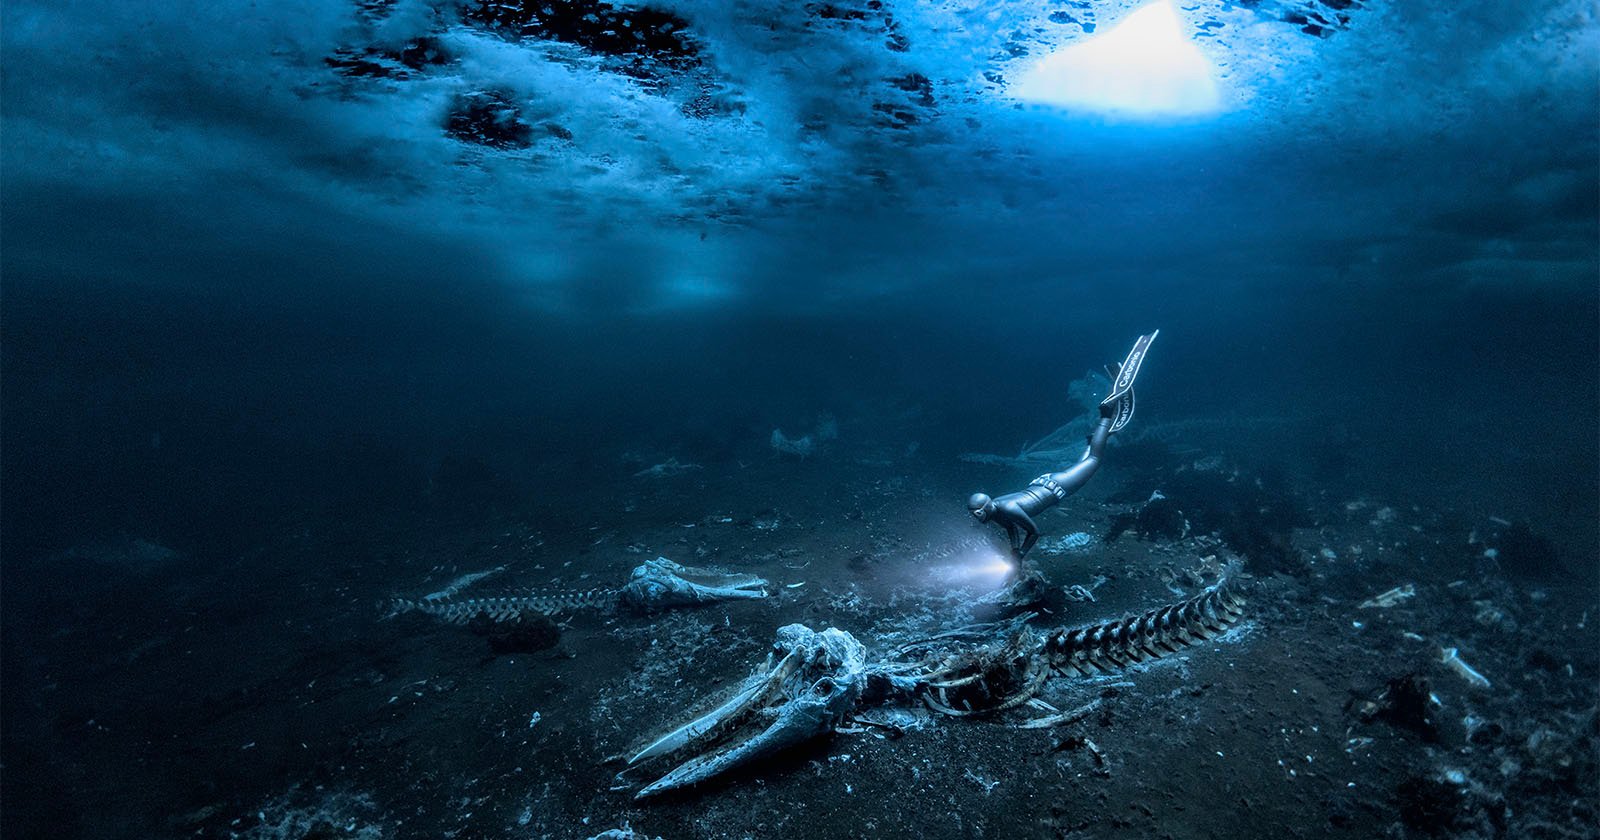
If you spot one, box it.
[225,788,387,840]
[1351,673,1443,742]
[586,821,664,840]
[1105,461,1313,575]
[1473,518,1563,577]
[1130,490,1189,540]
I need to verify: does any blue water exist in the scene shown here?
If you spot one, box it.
[3,0,1596,837]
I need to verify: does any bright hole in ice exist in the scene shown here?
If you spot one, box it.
[1011,0,1222,118]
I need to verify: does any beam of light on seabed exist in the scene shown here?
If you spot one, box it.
[1011,0,1222,118]
[929,544,1016,592]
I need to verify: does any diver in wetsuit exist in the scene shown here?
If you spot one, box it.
[969,331,1158,561]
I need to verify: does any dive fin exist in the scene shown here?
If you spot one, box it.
[1106,388,1136,434]
[1100,331,1158,434]
[1099,330,1158,409]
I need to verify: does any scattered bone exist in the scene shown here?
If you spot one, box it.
[1439,647,1492,690]
[1359,584,1415,609]
[1063,574,1108,603]
[962,768,1001,795]
[632,458,702,479]
[839,717,904,738]
[1038,532,1094,555]
[1014,699,1103,730]
[422,567,505,602]
[586,823,663,840]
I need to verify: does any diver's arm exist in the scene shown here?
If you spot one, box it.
[1017,521,1040,558]
[1009,508,1040,558]
[1002,522,1020,554]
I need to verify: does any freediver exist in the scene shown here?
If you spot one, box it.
[968,331,1159,565]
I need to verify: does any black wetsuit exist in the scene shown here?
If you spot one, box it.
[983,416,1111,558]
[970,330,1158,561]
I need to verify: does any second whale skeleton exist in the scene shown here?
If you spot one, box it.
[390,556,772,623]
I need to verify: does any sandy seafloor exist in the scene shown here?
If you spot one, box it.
[3,424,1596,840]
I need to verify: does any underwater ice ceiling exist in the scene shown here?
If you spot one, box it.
[307,0,1374,209]
[308,0,1590,203]
[2,0,1595,303]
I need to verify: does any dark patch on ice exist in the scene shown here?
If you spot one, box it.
[460,0,701,75]
[328,0,706,99]
[444,90,536,149]
[326,36,455,80]
[806,0,911,53]
[891,73,935,108]
[1227,0,1363,38]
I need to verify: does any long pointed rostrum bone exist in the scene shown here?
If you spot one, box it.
[636,674,860,799]
[630,625,869,799]
[628,651,801,766]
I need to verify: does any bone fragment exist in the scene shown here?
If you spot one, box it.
[1014,699,1104,730]
[1358,584,1415,609]
[1439,647,1492,690]
[423,566,505,602]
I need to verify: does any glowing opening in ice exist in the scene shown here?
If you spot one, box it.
[1011,0,1221,117]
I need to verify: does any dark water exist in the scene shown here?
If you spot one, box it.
[3,0,1597,837]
